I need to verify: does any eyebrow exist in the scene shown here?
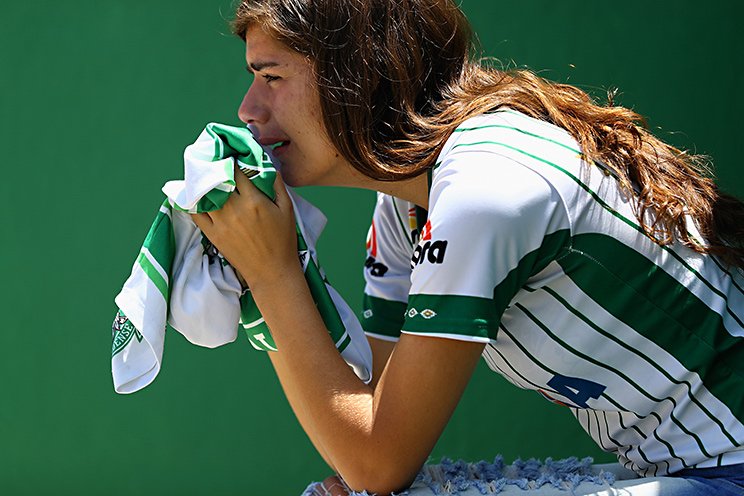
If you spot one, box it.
[247,61,280,73]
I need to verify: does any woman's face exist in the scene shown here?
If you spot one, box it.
[238,26,350,187]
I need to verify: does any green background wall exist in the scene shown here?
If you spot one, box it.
[2,1,741,494]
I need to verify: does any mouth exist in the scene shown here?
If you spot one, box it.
[269,140,290,151]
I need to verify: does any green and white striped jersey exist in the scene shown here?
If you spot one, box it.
[361,109,744,476]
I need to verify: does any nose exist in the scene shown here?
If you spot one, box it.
[238,82,270,125]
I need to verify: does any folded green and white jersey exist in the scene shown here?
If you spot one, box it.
[112,123,372,394]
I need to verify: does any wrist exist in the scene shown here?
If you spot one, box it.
[241,255,306,301]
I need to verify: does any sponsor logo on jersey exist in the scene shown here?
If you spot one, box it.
[405,308,438,320]
[420,220,432,241]
[408,207,420,244]
[364,219,389,276]
[410,222,448,268]
[366,220,378,258]
[364,256,389,277]
[420,309,437,319]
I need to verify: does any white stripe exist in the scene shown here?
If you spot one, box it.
[236,159,276,172]
[213,182,234,193]
[240,317,265,330]
[252,333,277,351]
[511,299,737,464]
[456,116,744,336]
[496,314,711,472]
[364,332,399,343]
[482,344,539,391]
[140,247,169,285]
[542,273,744,447]
[400,330,490,344]
[334,330,350,348]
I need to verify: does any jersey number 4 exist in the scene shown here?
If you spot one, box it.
[540,374,606,409]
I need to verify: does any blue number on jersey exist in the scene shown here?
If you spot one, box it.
[544,374,606,409]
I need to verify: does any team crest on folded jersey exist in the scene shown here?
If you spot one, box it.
[365,220,389,276]
[111,310,143,357]
[411,220,448,268]
[298,250,310,272]
[201,236,229,267]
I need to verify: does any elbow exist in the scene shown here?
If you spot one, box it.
[339,458,420,495]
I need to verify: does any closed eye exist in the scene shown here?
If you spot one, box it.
[245,62,282,83]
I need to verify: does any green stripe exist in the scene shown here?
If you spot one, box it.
[615,413,656,474]
[449,137,744,331]
[453,122,580,156]
[403,230,571,340]
[141,203,175,277]
[136,251,168,300]
[193,188,233,213]
[560,233,744,422]
[303,249,348,350]
[492,229,571,320]
[536,284,740,447]
[205,123,268,166]
[485,345,538,390]
[598,410,625,453]
[336,332,351,351]
[402,294,496,339]
[498,321,662,470]
[515,301,698,464]
[362,294,407,338]
[711,255,744,296]
[589,411,609,452]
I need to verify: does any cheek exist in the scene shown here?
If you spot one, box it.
[288,94,326,144]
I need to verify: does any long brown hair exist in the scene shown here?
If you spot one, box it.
[233,0,744,268]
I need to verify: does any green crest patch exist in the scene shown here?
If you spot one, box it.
[111,310,143,357]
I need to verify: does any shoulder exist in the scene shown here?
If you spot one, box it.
[427,110,602,234]
[430,112,576,228]
[438,109,578,159]
[435,109,586,197]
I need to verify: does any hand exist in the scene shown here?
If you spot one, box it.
[315,475,351,495]
[191,165,300,290]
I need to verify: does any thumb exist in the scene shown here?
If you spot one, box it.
[273,171,293,211]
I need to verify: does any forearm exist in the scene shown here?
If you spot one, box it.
[245,261,485,495]
[189,172,436,491]
[269,350,337,472]
[189,173,411,489]
[250,266,377,465]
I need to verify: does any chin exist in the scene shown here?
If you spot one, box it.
[275,166,308,188]
[273,158,334,188]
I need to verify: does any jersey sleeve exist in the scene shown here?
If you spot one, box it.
[361,193,415,341]
[401,144,571,343]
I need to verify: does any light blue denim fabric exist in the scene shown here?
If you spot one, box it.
[301,458,744,495]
